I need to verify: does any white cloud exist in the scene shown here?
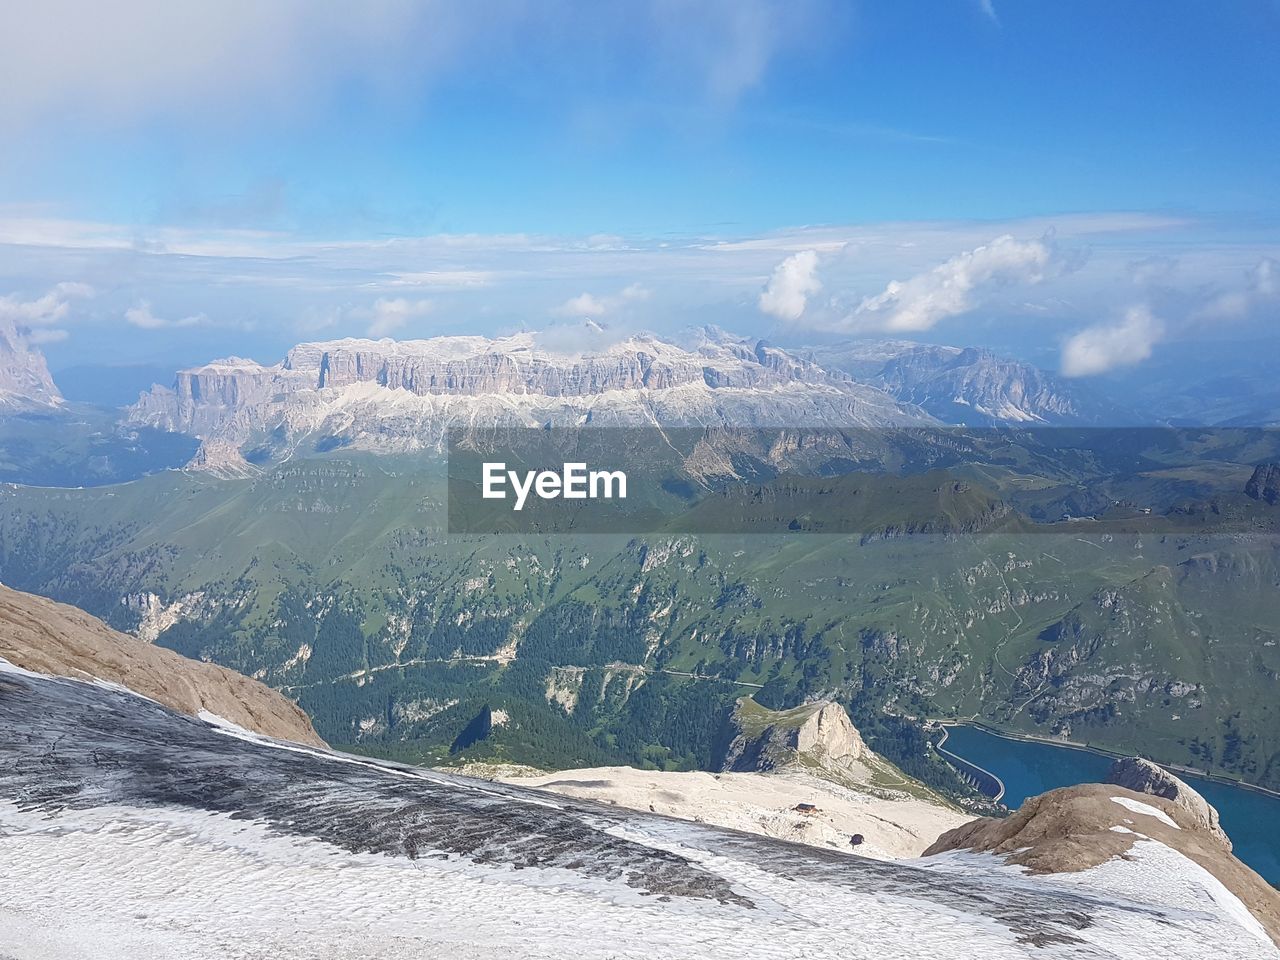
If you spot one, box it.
[386,270,494,289]
[1198,257,1280,320]
[0,2,452,126]
[365,297,433,338]
[1060,305,1163,377]
[125,301,204,330]
[978,0,1000,24]
[758,250,821,321]
[26,328,69,344]
[848,234,1056,332]
[553,283,651,319]
[558,293,609,317]
[0,281,93,328]
[0,2,842,128]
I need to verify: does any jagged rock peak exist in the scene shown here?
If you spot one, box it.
[0,316,63,408]
[186,439,260,479]
[721,699,867,773]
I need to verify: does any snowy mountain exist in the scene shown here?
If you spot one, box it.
[1,658,1276,959]
[126,330,934,462]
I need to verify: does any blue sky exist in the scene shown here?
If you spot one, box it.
[0,1,1277,381]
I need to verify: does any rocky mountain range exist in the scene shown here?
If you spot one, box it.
[126,329,935,462]
[0,319,1163,473]
[809,340,1102,425]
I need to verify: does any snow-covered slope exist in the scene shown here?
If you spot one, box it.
[479,763,971,860]
[0,661,1274,959]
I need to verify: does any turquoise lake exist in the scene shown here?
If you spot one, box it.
[941,724,1280,887]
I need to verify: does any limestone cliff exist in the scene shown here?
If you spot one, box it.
[126,330,933,456]
[721,699,868,774]
[0,317,62,408]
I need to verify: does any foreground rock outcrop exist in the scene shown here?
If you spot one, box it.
[1107,756,1230,847]
[925,781,1280,947]
[0,583,323,746]
[2,664,1273,958]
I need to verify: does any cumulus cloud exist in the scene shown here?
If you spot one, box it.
[848,235,1056,332]
[558,293,608,317]
[125,301,205,330]
[758,250,821,321]
[365,298,434,338]
[0,282,94,344]
[0,281,93,327]
[554,283,650,319]
[1198,257,1280,320]
[1060,305,1163,377]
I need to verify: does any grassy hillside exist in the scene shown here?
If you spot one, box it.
[1,450,1278,790]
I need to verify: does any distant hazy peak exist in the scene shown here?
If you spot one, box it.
[0,316,63,409]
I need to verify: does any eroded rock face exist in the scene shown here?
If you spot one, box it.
[0,317,62,408]
[924,782,1280,947]
[0,584,323,746]
[186,438,260,478]
[127,331,933,456]
[809,340,1091,425]
[1246,463,1280,505]
[722,700,867,773]
[794,701,867,764]
[1107,757,1229,847]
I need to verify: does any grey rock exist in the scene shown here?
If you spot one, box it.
[1245,463,1280,505]
[0,316,62,408]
